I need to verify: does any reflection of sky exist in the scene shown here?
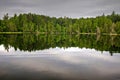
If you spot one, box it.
[0,45,120,80]
[0,45,111,55]
[0,54,120,80]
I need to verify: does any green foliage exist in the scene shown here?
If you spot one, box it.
[0,12,120,34]
[115,22,120,33]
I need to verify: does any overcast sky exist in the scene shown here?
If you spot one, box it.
[0,0,120,19]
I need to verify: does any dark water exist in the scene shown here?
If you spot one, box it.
[0,34,120,80]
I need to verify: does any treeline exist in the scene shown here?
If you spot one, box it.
[0,34,120,55]
[0,11,120,34]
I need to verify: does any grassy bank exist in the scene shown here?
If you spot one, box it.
[0,32,120,36]
[0,32,48,34]
[0,32,23,34]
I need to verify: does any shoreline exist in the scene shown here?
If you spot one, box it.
[0,32,120,36]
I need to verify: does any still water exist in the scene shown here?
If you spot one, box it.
[0,34,120,80]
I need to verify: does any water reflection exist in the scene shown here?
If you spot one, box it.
[0,50,120,80]
[0,34,120,55]
[0,34,120,80]
[0,45,115,56]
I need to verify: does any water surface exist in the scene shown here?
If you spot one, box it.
[0,34,120,80]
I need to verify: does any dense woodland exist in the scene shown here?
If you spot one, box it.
[0,11,120,34]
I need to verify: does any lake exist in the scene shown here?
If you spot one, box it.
[0,34,120,80]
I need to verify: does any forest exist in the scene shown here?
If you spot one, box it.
[0,11,120,34]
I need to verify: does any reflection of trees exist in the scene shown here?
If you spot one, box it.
[0,34,120,55]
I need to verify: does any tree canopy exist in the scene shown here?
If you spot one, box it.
[0,12,120,34]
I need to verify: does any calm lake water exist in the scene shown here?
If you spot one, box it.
[0,34,120,80]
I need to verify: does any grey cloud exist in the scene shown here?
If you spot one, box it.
[0,0,120,19]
